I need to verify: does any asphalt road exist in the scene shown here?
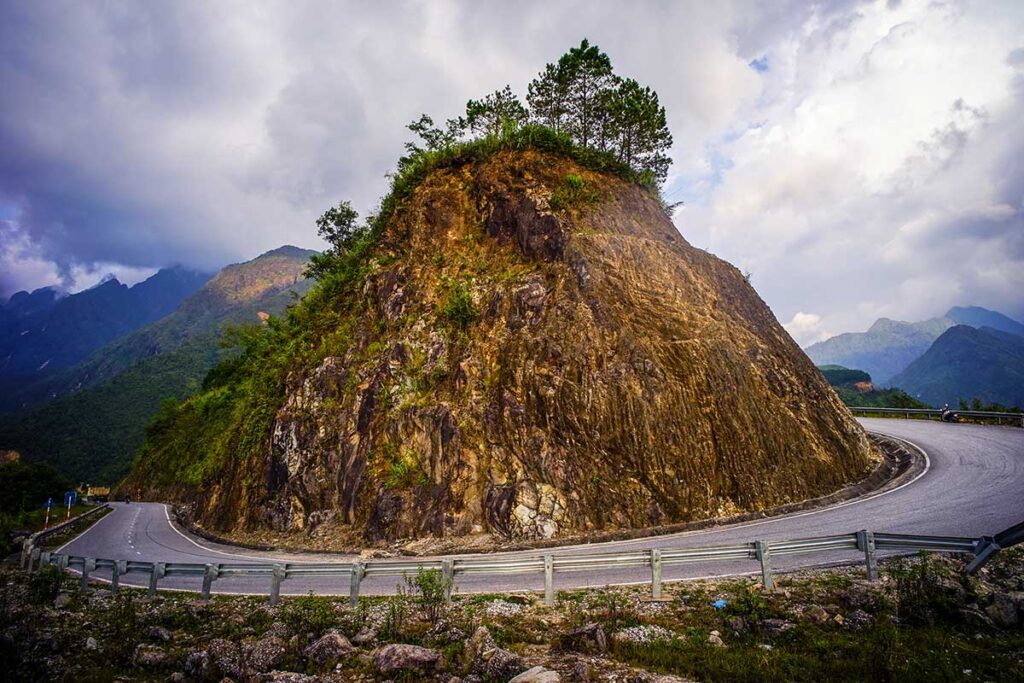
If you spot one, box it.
[56,418,1024,597]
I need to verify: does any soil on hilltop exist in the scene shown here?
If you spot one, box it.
[124,149,878,548]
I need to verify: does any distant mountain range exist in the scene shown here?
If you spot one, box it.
[807,306,1024,409]
[0,246,315,483]
[890,326,1024,409]
[0,267,212,379]
[944,306,1024,337]
[806,316,953,386]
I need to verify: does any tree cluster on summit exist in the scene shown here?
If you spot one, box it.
[403,39,673,187]
[306,40,674,282]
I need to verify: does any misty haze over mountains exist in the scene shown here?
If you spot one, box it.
[806,306,1024,409]
[0,267,213,378]
[0,247,314,483]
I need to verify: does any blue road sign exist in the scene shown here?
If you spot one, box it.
[64,491,76,506]
[45,497,53,509]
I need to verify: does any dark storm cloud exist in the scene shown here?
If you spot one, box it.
[0,0,764,296]
[1,1,1021,342]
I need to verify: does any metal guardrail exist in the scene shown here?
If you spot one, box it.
[24,523,1021,607]
[850,406,1024,426]
[18,504,109,571]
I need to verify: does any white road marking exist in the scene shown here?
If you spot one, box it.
[160,504,345,563]
[155,429,932,563]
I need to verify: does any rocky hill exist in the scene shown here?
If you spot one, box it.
[0,247,314,484]
[125,148,876,545]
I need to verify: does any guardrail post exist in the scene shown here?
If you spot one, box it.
[58,554,69,571]
[441,558,455,603]
[269,564,286,606]
[543,554,554,606]
[20,540,31,570]
[201,564,218,601]
[966,536,1001,575]
[650,548,663,600]
[857,530,878,581]
[349,562,366,607]
[755,541,773,591]
[148,562,165,598]
[111,560,125,594]
[28,547,41,574]
[40,550,51,567]
[80,558,95,592]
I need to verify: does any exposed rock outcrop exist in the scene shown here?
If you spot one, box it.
[130,150,877,544]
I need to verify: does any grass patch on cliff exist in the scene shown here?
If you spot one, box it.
[440,277,478,333]
[549,173,604,212]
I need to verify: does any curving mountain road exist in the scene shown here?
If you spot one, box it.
[56,418,1024,596]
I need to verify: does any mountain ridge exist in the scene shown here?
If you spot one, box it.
[0,246,316,483]
[0,266,213,385]
[804,305,1023,386]
[805,316,953,385]
[890,325,1024,409]
[946,306,1024,337]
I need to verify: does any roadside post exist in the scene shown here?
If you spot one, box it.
[755,540,774,591]
[44,497,53,529]
[63,490,77,521]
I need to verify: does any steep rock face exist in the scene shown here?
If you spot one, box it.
[141,151,877,542]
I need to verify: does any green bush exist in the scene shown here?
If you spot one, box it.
[380,594,411,641]
[725,582,774,621]
[550,173,603,211]
[887,553,965,626]
[440,279,477,332]
[402,568,453,622]
[103,592,143,666]
[282,593,337,636]
[27,564,64,604]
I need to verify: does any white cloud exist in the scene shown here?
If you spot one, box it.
[690,0,1024,335]
[783,311,831,346]
[1,0,1021,336]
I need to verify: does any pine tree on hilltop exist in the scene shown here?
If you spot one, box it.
[527,39,672,185]
[401,39,674,187]
[463,85,529,137]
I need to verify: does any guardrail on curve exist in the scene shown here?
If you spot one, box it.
[23,521,1022,607]
[18,503,109,571]
[850,406,1024,426]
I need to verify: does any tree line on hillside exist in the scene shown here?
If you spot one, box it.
[0,459,71,554]
[402,39,672,186]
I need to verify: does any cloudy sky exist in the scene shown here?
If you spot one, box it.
[1,0,1021,344]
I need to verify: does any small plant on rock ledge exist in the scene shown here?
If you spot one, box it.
[549,173,603,212]
[440,277,478,333]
